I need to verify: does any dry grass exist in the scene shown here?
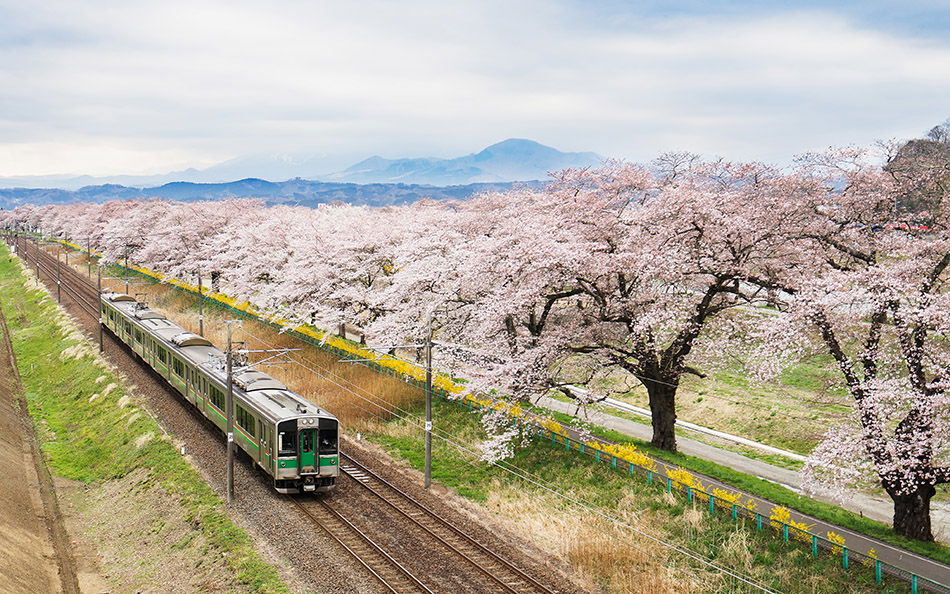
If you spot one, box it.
[481,482,704,593]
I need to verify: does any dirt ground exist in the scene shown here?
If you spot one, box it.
[0,306,81,593]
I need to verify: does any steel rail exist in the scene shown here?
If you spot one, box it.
[292,498,434,594]
[340,451,557,594]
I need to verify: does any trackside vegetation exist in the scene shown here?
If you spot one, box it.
[362,398,917,593]
[0,245,288,593]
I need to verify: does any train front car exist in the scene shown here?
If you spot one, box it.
[274,409,339,494]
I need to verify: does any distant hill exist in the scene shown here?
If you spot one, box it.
[331,139,602,185]
[0,179,543,210]
[0,139,603,190]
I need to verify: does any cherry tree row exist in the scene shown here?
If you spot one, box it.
[2,150,947,540]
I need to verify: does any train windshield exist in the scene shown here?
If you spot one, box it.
[319,420,338,454]
[278,430,297,455]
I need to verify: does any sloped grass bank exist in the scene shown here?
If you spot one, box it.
[362,399,914,593]
[0,246,287,593]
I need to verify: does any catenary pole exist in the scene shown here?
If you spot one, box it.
[198,271,204,337]
[56,251,61,303]
[97,265,103,353]
[226,321,236,503]
[424,319,433,489]
[124,244,130,294]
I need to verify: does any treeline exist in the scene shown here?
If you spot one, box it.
[3,146,947,541]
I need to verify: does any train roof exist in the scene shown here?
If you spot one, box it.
[101,292,334,423]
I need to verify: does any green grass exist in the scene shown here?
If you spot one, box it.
[0,247,288,593]
[367,397,914,593]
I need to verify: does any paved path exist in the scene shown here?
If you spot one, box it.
[537,395,950,591]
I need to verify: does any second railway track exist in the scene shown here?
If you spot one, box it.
[339,451,557,594]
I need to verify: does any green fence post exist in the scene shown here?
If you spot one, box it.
[580,443,585,454]
[596,450,601,464]
[811,536,818,557]
[565,437,570,451]
[647,469,653,484]
[611,456,617,469]
[842,548,848,569]
[666,478,672,492]
[708,495,715,514]
[731,504,737,520]
[911,575,917,594]
[756,514,762,531]
[687,487,693,502]
[874,561,881,584]
[782,524,789,542]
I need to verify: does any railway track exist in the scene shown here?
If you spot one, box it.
[9,237,101,319]
[340,451,558,594]
[292,497,434,593]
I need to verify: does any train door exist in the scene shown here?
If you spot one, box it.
[299,429,316,472]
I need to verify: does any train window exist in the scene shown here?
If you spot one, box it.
[173,358,185,377]
[319,420,338,454]
[209,385,225,409]
[278,431,297,455]
[236,406,256,437]
[134,328,142,342]
[157,347,167,364]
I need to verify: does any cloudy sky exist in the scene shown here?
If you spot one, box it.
[1,0,949,177]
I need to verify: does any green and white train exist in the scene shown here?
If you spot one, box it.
[100,292,339,493]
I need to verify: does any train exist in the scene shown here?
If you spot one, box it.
[99,291,339,493]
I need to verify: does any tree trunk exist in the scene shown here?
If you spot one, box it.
[889,484,935,541]
[646,379,678,451]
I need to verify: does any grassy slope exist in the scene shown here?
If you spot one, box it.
[0,247,287,593]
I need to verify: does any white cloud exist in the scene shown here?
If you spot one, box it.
[0,0,948,175]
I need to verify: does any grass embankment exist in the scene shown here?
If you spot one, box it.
[0,246,287,593]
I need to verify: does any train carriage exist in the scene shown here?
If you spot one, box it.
[100,292,339,493]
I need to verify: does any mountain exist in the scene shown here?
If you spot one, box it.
[330,139,602,185]
[0,179,543,210]
[0,139,602,190]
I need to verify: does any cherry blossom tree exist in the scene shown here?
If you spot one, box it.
[755,149,950,541]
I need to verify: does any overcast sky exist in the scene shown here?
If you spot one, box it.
[1,0,949,176]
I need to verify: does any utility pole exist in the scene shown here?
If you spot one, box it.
[56,252,62,303]
[197,271,204,337]
[424,319,433,489]
[124,244,130,294]
[226,320,237,503]
[97,265,103,353]
[86,237,92,277]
